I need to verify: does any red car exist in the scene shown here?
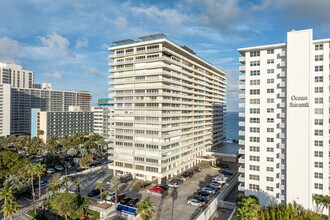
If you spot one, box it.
[149,187,164,194]
[111,193,126,203]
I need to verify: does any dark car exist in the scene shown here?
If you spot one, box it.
[219,163,229,169]
[220,169,233,176]
[127,198,140,207]
[120,197,132,205]
[76,167,86,172]
[157,184,169,191]
[87,189,100,197]
[120,175,133,183]
[198,190,212,199]
[172,178,183,184]
[140,181,152,188]
[193,195,209,203]
[182,171,194,178]
[111,194,126,203]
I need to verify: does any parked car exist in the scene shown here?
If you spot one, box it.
[111,194,126,203]
[148,187,164,194]
[198,190,212,199]
[193,195,209,203]
[120,197,132,205]
[219,163,229,168]
[187,198,204,207]
[193,167,202,173]
[157,185,169,191]
[127,198,140,207]
[87,189,100,197]
[140,181,152,188]
[76,167,85,172]
[182,171,194,178]
[167,181,179,188]
[116,171,124,176]
[202,186,216,195]
[210,182,222,189]
[220,169,233,176]
[119,174,133,183]
[212,176,228,184]
[55,165,64,171]
[47,168,55,174]
[39,180,48,187]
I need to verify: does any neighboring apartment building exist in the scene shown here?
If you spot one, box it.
[238,29,329,211]
[91,98,114,142]
[0,84,11,136]
[0,62,34,88]
[31,106,93,142]
[108,34,226,183]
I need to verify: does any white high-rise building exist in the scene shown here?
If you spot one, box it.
[0,62,34,88]
[238,29,329,210]
[108,34,226,183]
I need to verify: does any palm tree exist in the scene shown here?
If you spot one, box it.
[110,180,122,203]
[96,182,105,196]
[235,196,260,220]
[137,199,155,220]
[1,198,20,220]
[27,163,37,212]
[48,176,62,197]
[0,186,14,220]
[35,163,46,200]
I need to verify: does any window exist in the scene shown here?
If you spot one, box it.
[250,146,260,152]
[267,147,274,152]
[315,87,323,93]
[315,140,323,147]
[266,177,274,181]
[250,70,260,76]
[314,108,323,114]
[315,98,323,104]
[250,61,260,66]
[314,151,323,157]
[315,44,323,51]
[267,138,274,142]
[315,162,323,168]
[267,49,274,54]
[116,50,124,54]
[267,108,274,113]
[267,157,274,162]
[126,48,134,53]
[266,167,274,172]
[267,118,274,123]
[250,51,260,57]
[136,47,145,52]
[249,184,260,190]
[266,186,274,191]
[250,99,260,104]
[267,89,274,93]
[315,55,323,61]
[314,183,323,190]
[250,108,260,114]
[250,156,260,161]
[147,45,159,50]
[250,80,260,85]
[315,76,323,82]
[267,79,274,84]
[250,137,260,142]
[250,165,260,171]
[267,69,274,74]
[250,127,260,133]
[314,130,323,136]
[314,172,323,179]
[249,174,260,181]
[267,59,274,64]
[267,128,274,132]
[250,89,260,95]
[267,98,274,103]
[315,66,323,72]
[314,119,323,125]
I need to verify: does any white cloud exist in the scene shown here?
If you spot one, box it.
[86,66,103,75]
[75,38,88,49]
[43,72,62,81]
[36,32,74,57]
[0,37,21,62]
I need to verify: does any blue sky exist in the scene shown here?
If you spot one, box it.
[1,0,330,111]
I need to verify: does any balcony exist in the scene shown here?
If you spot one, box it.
[279,143,285,149]
[279,61,286,68]
[278,102,286,108]
[239,75,246,81]
[278,92,285,98]
[239,112,245,117]
[238,165,245,173]
[278,82,286,88]
[238,139,245,145]
[278,123,285,129]
[279,50,286,57]
[238,182,245,191]
[239,103,245,108]
[239,57,246,64]
[239,93,246,99]
[280,184,285,190]
[238,156,245,164]
[238,121,245,127]
[238,174,245,182]
[239,66,246,72]
[239,84,245,90]
[279,71,286,78]
[278,113,285,118]
[277,133,285,139]
[238,148,245,154]
[239,130,245,136]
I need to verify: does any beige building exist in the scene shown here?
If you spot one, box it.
[108,34,227,183]
[0,62,34,88]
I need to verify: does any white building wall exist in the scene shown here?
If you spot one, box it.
[0,84,11,137]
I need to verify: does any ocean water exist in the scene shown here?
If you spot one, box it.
[226,112,240,140]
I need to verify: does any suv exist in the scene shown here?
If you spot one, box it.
[140,181,152,188]
[87,189,100,197]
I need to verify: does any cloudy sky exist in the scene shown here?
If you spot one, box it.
[1,0,330,111]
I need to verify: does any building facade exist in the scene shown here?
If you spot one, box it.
[0,84,11,136]
[238,29,329,210]
[31,106,94,142]
[0,62,34,88]
[0,83,92,136]
[108,34,226,182]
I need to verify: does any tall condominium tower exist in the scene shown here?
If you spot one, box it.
[0,62,34,88]
[108,34,226,183]
[238,29,329,210]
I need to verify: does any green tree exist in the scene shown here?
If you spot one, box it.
[27,163,37,212]
[1,198,20,220]
[35,163,46,199]
[110,180,122,203]
[0,186,14,220]
[137,199,155,220]
[235,196,260,220]
[49,191,78,220]
[48,175,62,197]
[79,154,93,168]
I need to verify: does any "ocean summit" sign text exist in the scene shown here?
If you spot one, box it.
[289,95,309,107]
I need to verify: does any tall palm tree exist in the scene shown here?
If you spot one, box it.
[96,182,105,196]
[27,163,37,212]
[137,199,155,220]
[1,198,20,220]
[35,163,46,200]
[110,180,122,203]
[48,176,61,197]
[0,186,14,220]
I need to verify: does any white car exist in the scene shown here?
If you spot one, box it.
[167,182,179,188]
[47,168,55,174]
[202,187,216,194]
[212,176,228,184]
[187,199,203,207]
[55,165,64,171]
